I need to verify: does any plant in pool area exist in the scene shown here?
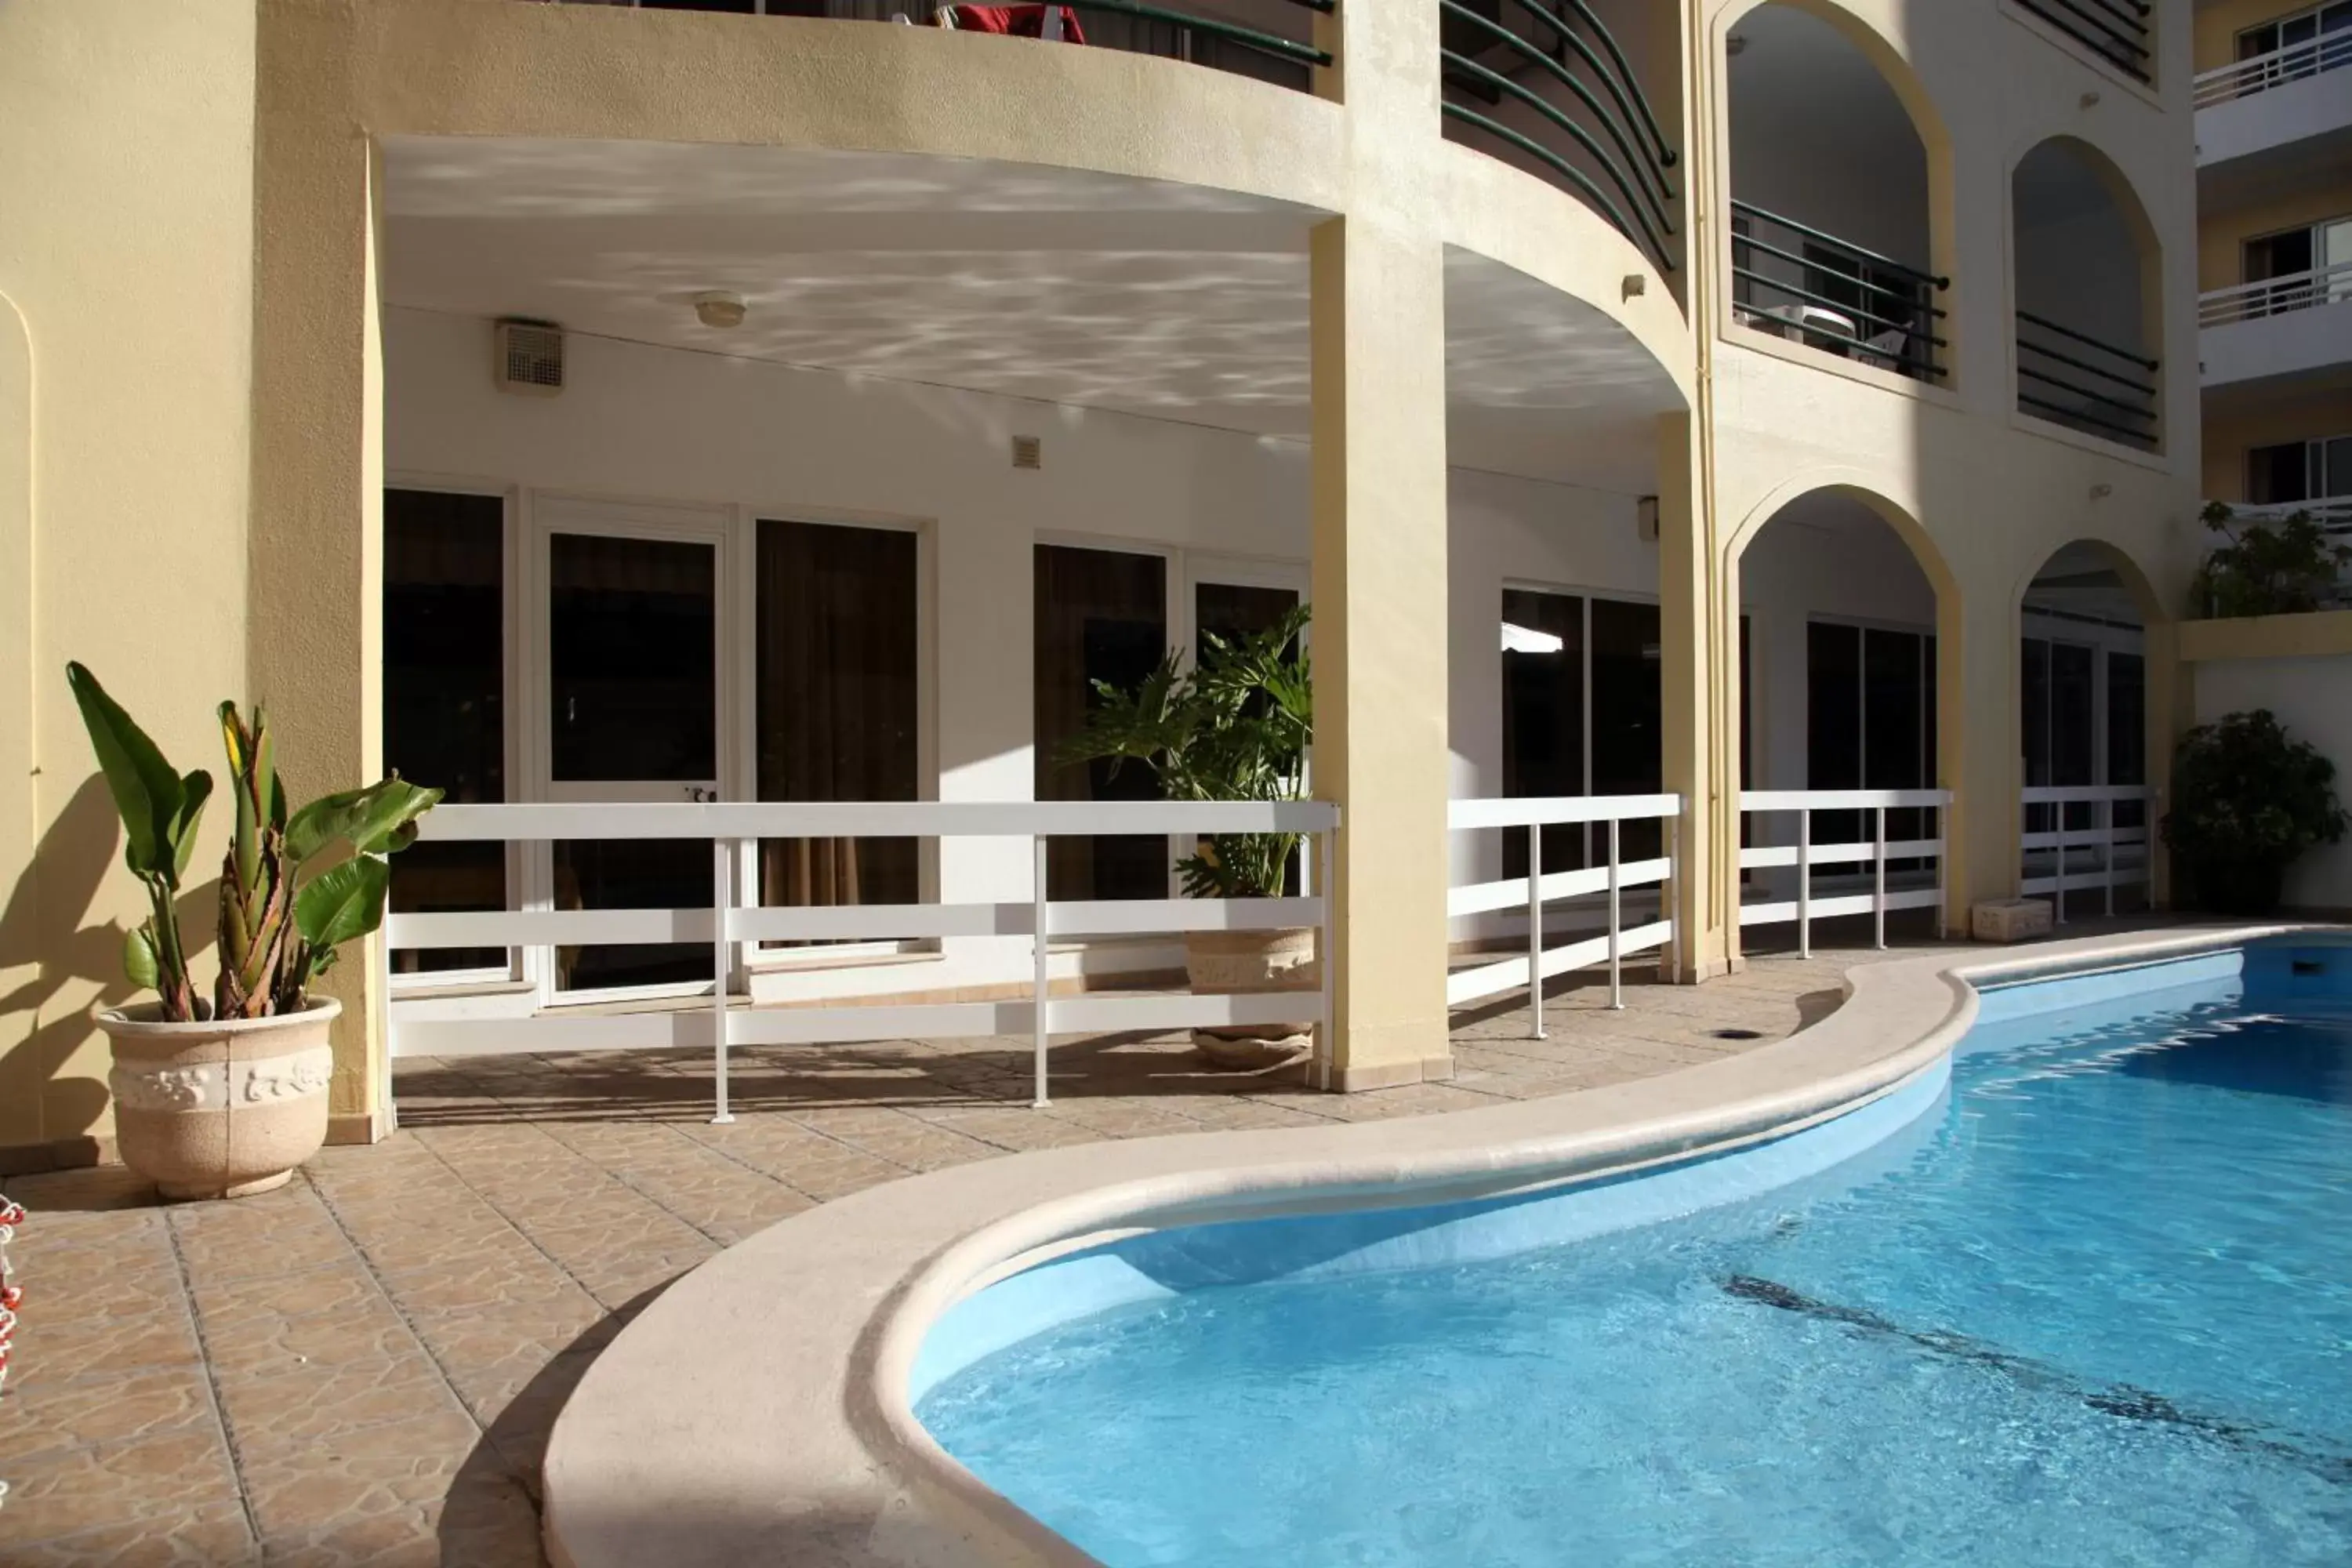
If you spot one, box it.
[2189,501,2350,619]
[67,662,441,1021]
[1055,603,1312,898]
[2162,709,2347,915]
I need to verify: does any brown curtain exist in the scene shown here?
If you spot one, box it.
[756,521,920,936]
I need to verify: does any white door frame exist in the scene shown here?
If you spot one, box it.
[524,495,743,1007]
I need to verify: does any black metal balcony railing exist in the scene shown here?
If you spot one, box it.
[1436,0,1679,271]
[2015,310,2159,450]
[1728,201,1947,383]
[2013,0,2151,84]
[557,0,1330,89]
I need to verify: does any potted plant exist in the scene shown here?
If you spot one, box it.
[2190,502,2351,619]
[2161,709,2346,916]
[1059,605,1316,1069]
[67,663,439,1200]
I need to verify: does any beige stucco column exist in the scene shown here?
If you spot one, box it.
[1940,571,2012,927]
[250,3,389,1143]
[2143,615,2188,907]
[1308,216,1454,1090]
[1657,412,1736,980]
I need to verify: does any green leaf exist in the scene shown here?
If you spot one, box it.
[169,771,215,883]
[122,924,160,990]
[286,778,443,866]
[67,662,200,880]
[292,855,392,958]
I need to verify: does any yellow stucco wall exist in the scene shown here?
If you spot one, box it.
[0,0,256,1168]
[2198,177,2352,292]
[2204,387,2352,500]
[2191,0,2304,74]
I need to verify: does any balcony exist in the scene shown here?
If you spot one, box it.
[548,0,1331,92]
[2194,27,2352,168]
[1436,0,1680,272]
[2200,260,2352,388]
[2015,312,2159,449]
[2010,0,2151,84]
[1729,201,1947,384]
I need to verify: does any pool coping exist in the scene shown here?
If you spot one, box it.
[539,924,2329,1568]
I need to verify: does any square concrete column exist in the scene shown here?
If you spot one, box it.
[1656,413,1736,981]
[1940,583,2012,928]
[1308,216,1454,1090]
[249,13,389,1144]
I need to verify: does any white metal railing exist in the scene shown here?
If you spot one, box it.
[2020,784,2157,922]
[1737,789,1951,956]
[2199,259,2352,327]
[1445,795,1681,1030]
[2224,495,2352,532]
[384,799,1338,1118]
[2194,30,2352,107]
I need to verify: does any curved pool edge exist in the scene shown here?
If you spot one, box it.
[539,924,2328,1568]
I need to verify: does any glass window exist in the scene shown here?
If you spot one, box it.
[2110,650,2147,833]
[1036,545,1169,901]
[756,521,920,942]
[1501,589,1585,877]
[549,533,717,783]
[384,490,506,975]
[1590,599,1663,862]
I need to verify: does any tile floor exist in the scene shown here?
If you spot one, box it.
[2,927,1964,1566]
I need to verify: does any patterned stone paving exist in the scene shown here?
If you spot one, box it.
[2,925,1968,1565]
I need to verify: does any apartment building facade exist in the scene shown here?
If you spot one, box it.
[1,0,2201,1171]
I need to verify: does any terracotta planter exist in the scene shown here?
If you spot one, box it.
[1184,927,1319,1070]
[97,997,339,1202]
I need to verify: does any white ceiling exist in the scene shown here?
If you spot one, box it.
[379,137,1683,493]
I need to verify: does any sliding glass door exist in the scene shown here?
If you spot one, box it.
[1036,544,1170,901]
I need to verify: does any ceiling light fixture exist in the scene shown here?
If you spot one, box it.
[693,291,747,330]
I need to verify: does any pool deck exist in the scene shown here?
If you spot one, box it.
[2,920,2141,1566]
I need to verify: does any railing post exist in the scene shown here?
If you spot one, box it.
[2054,807,2068,927]
[377,913,397,1136]
[1318,824,1337,1091]
[1872,805,1886,951]
[2104,797,2116,920]
[1666,811,1682,983]
[710,837,734,1127]
[1606,816,1622,1011]
[1797,808,1812,960]
[1934,800,1947,940]
[1526,822,1545,1040]
[1033,832,1051,1109]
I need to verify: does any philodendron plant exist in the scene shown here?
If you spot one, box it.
[67,662,441,1022]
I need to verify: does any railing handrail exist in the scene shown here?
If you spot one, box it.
[2199,256,2352,324]
[2015,308,2161,372]
[1729,200,1946,290]
[2020,783,2154,805]
[1448,793,1681,829]
[2194,28,2352,106]
[2222,495,2352,529]
[1740,787,1951,811]
[416,797,1338,841]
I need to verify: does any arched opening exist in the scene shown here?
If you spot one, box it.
[2019,541,2157,920]
[1725,2,1948,384]
[2012,136,2163,452]
[1735,486,1951,951]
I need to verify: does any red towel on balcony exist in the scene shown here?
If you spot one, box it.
[950,4,1086,42]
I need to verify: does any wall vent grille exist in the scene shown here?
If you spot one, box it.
[495,319,564,396]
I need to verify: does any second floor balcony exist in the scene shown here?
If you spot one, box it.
[2194,3,2352,166]
[2201,256,2352,388]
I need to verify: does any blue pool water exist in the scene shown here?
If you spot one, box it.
[915,944,2352,1566]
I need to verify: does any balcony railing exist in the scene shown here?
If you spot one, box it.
[2021,785,2154,923]
[2194,28,2352,107]
[2012,0,2151,83]
[1728,201,1947,383]
[2015,310,2159,450]
[2201,259,2352,327]
[549,0,1331,89]
[2230,495,2352,532]
[1436,0,1680,271]
[1738,790,1952,956]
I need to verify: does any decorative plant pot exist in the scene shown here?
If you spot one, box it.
[1184,928,1319,1071]
[96,997,339,1202]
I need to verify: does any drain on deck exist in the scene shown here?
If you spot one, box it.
[1711,1028,1766,1041]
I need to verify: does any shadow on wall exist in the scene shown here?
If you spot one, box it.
[0,771,219,1153]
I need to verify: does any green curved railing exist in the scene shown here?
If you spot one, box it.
[1437,0,1681,270]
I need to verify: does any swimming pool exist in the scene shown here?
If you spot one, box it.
[915,941,2352,1566]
